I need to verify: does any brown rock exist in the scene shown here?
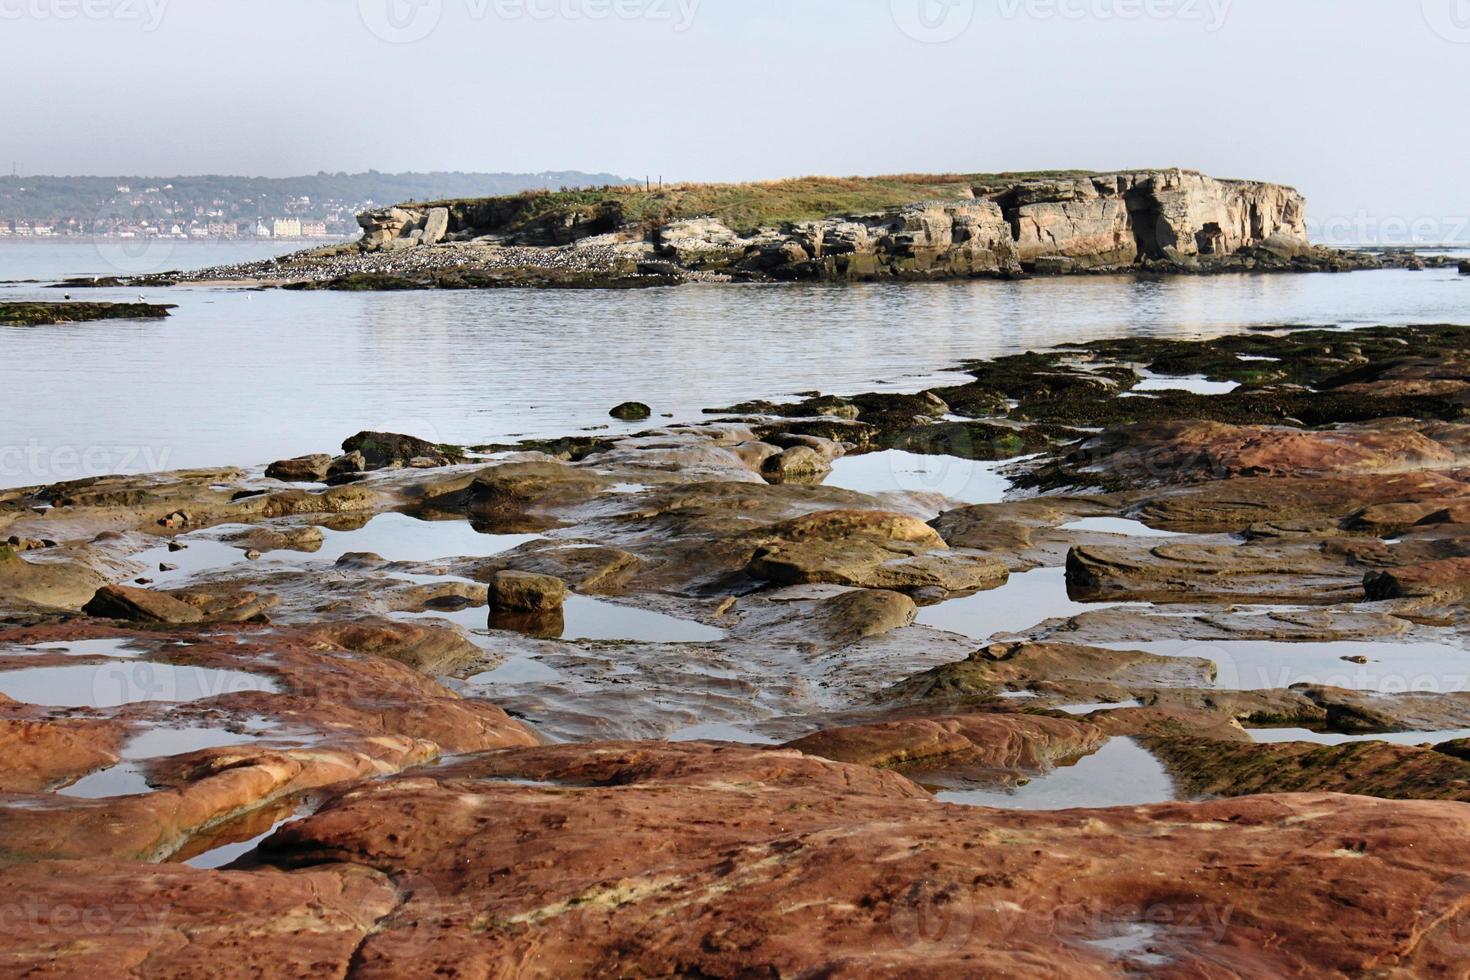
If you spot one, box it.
[0,861,397,977]
[304,618,483,675]
[488,570,567,613]
[82,584,205,624]
[1365,557,1470,601]
[785,713,1105,776]
[264,453,332,483]
[0,718,127,793]
[240,743,1470,977]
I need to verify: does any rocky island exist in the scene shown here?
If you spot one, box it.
[6,316,1470,972]
[164,169,1451,289]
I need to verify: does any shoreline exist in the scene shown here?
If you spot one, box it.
[8,319,1470,968]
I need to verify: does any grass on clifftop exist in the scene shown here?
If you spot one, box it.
[415,170,1105,235]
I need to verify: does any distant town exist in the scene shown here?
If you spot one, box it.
[0,170,632,241]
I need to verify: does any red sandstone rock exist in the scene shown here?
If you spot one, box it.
[1076,420,1470,488]
[1365,557,1470,600]
[784,713,1105,775]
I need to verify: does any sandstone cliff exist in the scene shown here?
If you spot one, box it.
[355,169,1315,280]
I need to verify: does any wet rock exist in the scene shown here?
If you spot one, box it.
[488,570,567,613]
[806,588,917,648]
[1147,734,1470,802]
[264,454,332,483]
[0,546,108,611]
[226,743,1470,976]
[1048,420,1470,491]
[1364,557,1470,601]
[0,861,398,976]
[326,450,367,479]
[890,641,1216,703]
[760,445,830,483]
[304,618,484,675]
[0,624,536,862]
[82,583,205,625]
[747,509,1008,594]
[419,461,608,529]
[222,525,325,555]
[1066,540,1364,605]
[342,430,459,469]
[0,718,127,793]
[170,587,277,624]
[470,542,643,595]
[609,401,652,421]
[785,713,1106,779]
[1133,471,1470,534]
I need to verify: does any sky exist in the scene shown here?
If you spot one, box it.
[6,0,1470,241]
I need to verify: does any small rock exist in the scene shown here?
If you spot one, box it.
[265,453,333,483]
[159,563,178,572]
[609,402,652,422]
[133,578,153,585]
[245,550,262,561]
[167,542,188,553]
[82,584,204,625]
[327,451,367,478]
[488,570,567,613]
[1342,656,1370,665]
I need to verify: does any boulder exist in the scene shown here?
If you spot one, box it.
[341,431,456,469]
[760,445,829,482]
[421,207,450,245]
[488,571,567,613]
[82,584,204,625]
[305,618,482,675]
[609,401,652,422]
[327,451,366,478]
[264,454,332,483]
[0,546,108,611]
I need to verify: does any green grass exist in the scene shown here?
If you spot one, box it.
[417,170,1108,235]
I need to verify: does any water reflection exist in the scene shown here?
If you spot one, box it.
[3,264,1467,487]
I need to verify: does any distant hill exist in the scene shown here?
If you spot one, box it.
[0,171,636,234]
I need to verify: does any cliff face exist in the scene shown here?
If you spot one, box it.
[356,169,1312,280]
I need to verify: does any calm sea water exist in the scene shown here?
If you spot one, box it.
[1,241,1467,488]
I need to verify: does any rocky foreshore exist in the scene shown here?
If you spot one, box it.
[90,169,1458,290]
[9,322,1470,972]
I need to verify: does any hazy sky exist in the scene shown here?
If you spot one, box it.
[7,0,1470,240]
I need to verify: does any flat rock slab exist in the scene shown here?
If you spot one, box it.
[9,743,1468,976]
